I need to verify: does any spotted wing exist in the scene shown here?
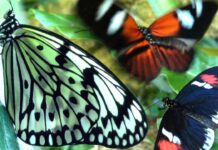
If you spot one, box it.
[2,24,147,147]
[119,41,194,82]
[155,108,215,150]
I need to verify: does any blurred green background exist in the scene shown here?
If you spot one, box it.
[0,0,218,150]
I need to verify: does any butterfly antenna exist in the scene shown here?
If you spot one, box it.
[146,98,165,110]
[7,0,14,11]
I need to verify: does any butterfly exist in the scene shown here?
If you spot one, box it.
[0,6,148,148]
[155,66,218,150]
[77,0,217,82]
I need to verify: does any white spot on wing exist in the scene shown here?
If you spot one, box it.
[203,128,214,150]
[122,139,127,146]
[133,100,142,111]
[56,135,62,145]
[107,138,112,145]
[29,135,36,144]
[162,127,181,144]
[65,130,72,143]
[49,134,53,145]
[191,81,213,89]
[129,135,134,145]
[96,68,120,86]
[39,135,45,145]
[74,129,82,141]
[139,127,144,137]
[81,116,91,133]
[98,134,103,143]
[70,46,85,56]
[46,39,61,49]
[131,105,142,122]
[94,89,107,118]
[83,57,104,70]
[107,10,127,35]
[66,51,90,71]
[94,75,118,116]
[212,112,218,124]
[124,109,136,133]
[193,0,203,18]
[89,134,95,142]
[204,84,213,89]
[176,10,194,29]
[21,132,26,141]
[102,74,124,105]
[115,136,120,145]
[95,0,114,21]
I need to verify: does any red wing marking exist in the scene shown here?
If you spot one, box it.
[157,139,182,150]
[200,74,218,85]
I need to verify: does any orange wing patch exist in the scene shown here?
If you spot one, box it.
[149,12,180,37]
[121,15,144,43]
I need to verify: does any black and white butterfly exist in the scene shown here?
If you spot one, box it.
[155,67,218,150]
[0,6,148,148]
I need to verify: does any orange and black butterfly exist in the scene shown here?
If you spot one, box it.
[77,0,217,82]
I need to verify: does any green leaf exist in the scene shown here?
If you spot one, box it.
[197,37,218,56]
[0,102,19,150]
[30,9,82,27]
[211,129,218,150]
[30,9,98,40]
[162,69,193,93]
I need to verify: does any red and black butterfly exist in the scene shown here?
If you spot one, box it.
[155,66,218,150]
[77,0,217,82]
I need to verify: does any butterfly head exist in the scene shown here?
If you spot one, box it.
[139,27,150,36]
[0,10,19,38]
[163,97,178,108]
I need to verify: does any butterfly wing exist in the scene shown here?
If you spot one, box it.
[155,67,218,149]
[2,24,147,147]
[174,67,218,126]
[154,108,214,150]
[77,0,144,50]
[119,0,217,81]
[119,42,194,81]
[150,0,217,40]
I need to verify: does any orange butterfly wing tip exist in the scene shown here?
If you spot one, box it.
[149,12,180,37]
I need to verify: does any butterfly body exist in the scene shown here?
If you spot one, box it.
[155,67,218,150]
[78,0,217,81]
[0,9,148,148]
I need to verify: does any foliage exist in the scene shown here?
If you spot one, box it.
[0,102,19,150]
